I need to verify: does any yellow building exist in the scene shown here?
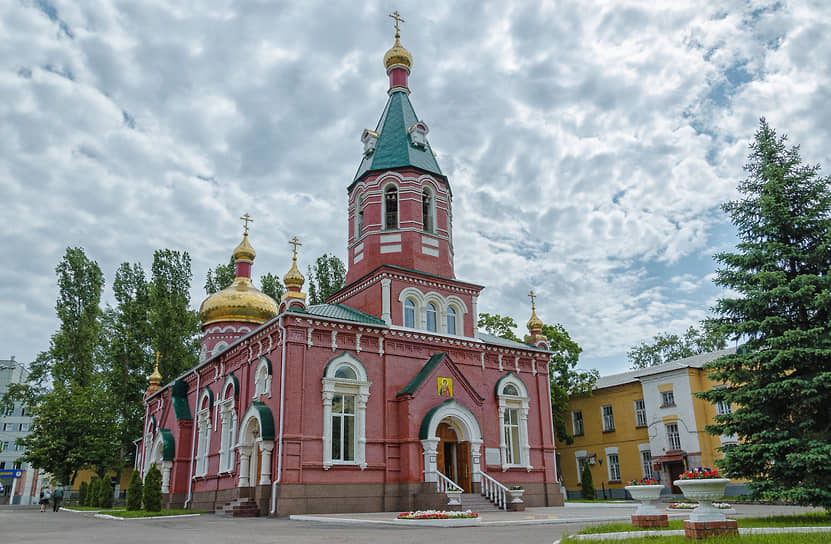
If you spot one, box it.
[69,468,134,500]
[555,348,746,499]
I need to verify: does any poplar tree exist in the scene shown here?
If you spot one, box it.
[307,254,346,305]
[699,119,831,508]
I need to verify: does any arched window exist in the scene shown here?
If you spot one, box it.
[384,185,398,230]
[212,341,228,357]
[422,188,435,233]
[496,374,531,470]
[253,357,272,398]
[195,390,213,477]
[355,192,364,237]
[404,299,416,328]
[426,303,438,332]
[446,307,457,335]
[322,353,371,470]
[218,376,238,473]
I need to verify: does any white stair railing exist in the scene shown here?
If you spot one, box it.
[479,470,509,509]
[435,471,463,493]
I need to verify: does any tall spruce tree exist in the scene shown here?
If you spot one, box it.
[699,119,831,508]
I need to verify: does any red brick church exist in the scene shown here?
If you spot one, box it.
[138,23,564,517]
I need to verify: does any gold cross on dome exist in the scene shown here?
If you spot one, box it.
[240,213,253,235]
[528,290,537,311]
[289,236,302,260]
[389,10,405,36]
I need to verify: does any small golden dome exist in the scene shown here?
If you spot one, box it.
[233,234,256,262]
[283,260,304,290]
[527,309,543,333]
[384,36,413,72]
[199,277,278,326]
[149,365,162,386]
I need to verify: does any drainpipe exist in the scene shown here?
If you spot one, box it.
[270,315,288,515]
[184,369,201,508]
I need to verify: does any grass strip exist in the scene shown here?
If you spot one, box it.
[99,508,208,518]
[564,532,831,543]
[577,513,831,535]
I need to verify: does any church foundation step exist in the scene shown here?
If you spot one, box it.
[216,497,261,517]
[460,493,503,511]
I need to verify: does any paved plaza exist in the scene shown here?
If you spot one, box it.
[2,503,823,544]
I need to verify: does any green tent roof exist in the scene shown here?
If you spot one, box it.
[352,90,444,185]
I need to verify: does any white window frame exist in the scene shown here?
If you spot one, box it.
[575,450,588,484]
[218,377,238,474]
[446,306,457,335]
[497,374,531,471]
[426,302,438,332]
[666,422,681,450]
[607,453,621,482]
[422,187,435,233]
[661,390,675,407]
[354,191,365,238]
[404,298,416,328]
[253,357,272,398]
[634,399,647,427]
[572,410,584,436]
[322,352,370,470]
[601,405,615,432]
[641,450,653,479]
[195,390,212,477]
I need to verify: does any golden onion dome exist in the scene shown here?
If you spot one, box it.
[199,276,278,326]
[149,364,162,387]
[283,260,305,290]
[384,35,413,72]
[527,309,543,333]
[233,233,256,262]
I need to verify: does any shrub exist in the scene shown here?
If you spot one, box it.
[143,464,162,512]
[99,478,114,509]
[126,470,143,511]
[88,479,101,507]
[78,481,88,506]
[581,462,595,500]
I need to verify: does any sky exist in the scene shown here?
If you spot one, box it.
[2,0,830,377]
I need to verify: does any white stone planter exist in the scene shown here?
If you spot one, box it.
[625,484,664,515]
[508,489,525,504]
[445,489,462,506]
[673,478,730,522]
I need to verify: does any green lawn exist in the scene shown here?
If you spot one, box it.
[562,534,831,544]
[64,506,127,511]
[577,512,831,535]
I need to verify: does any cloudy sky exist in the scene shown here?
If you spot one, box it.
[2,0,830,376]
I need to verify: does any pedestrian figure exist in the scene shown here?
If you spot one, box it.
[39,486,51,512]
[52,485,64,512]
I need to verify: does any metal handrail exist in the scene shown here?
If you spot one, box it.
[480,470,508,509]
[435,470,463,493]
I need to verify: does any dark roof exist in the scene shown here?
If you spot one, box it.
[352,90,444,184]
[291,303,386,326]
[479,332,550,353]
[398,352,446,396]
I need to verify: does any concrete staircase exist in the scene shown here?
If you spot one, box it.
[215,497,260,517]
[460,492,502,512]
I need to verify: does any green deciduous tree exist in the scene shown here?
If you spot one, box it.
[544,324,599,445]
[204,257,235,294]
[126,469,143,510]
[698,119,831,509]
[477,313,520,341]
[580,462,595,500]
[149,249,200,381]
[143,464,162,512]
[259,272,285,302]
[307,254,346,305]
[627,322,728,369]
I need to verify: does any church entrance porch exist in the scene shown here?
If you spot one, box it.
[435,421,472,492]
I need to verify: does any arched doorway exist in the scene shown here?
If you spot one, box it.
[420,400,483,492]
[236,402,275,487]
[435,420,471,492]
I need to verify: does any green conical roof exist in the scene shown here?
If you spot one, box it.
[352,90,444,186]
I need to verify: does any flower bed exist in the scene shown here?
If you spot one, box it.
[396,510,479,520]
[669,502,732,510]
[679,467,720,479]
[627,478,659,486]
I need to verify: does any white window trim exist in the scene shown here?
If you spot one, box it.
[195,390,212,478]
[607,453,621,482]
[572,410,584,436]
[322,352,370,470]
[218,378,237,474]
[422,186,436,233]
[382,183,399,231]
[253,357,272,399]
[497,374,531,472]
[601,404,615,432]
[575,450,588,484]
[398,288,468,335]
[634,399,647,427]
